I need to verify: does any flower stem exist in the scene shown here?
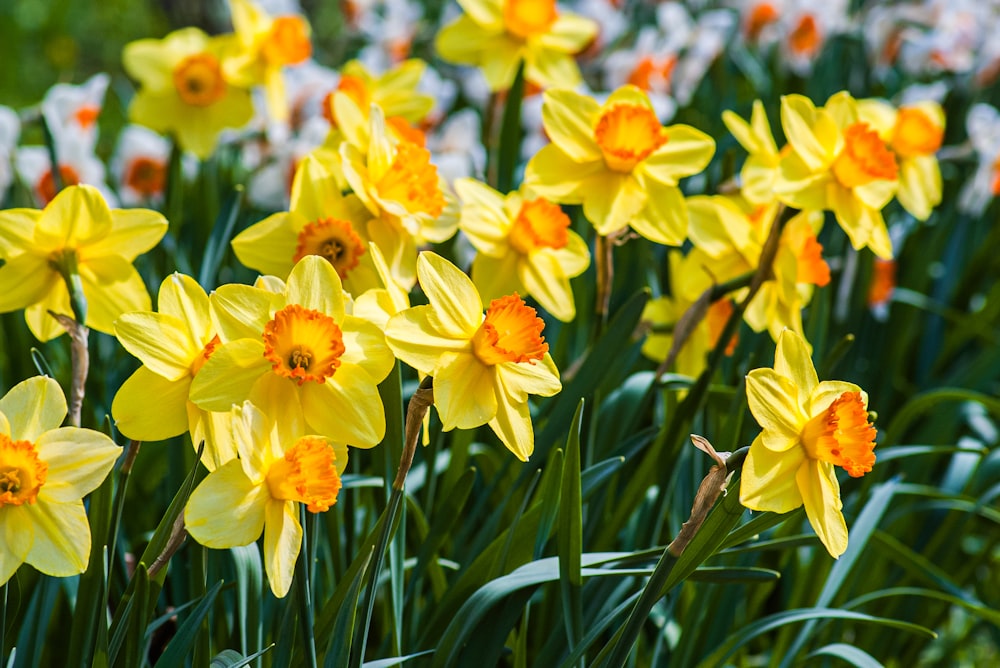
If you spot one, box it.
[393,376,434,491]
[594,233,614,339]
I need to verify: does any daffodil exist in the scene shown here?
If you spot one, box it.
[112,273,235,471]
[0,185,167,341]
[385,252,561,461]
[524,85,715,246]
[225,0,312,122]
[858,98,944,221]
[353,243,411,330]
[775,92,898,259]
[123,27,254,158]
[189,255,394,448]
[741,329,877,558]
[231,155,380,295]
[455,179,589,321]
[185,401,346,597]
[722,100,783,206]
[340,107,459,289]
[435,0,598,91]
[0,376,121,584]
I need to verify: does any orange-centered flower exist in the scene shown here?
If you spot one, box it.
[831,122,899,189]
[745,2,780,40]
[890,107,943,159]
[504,0,558,39]
[37,165,81,205]
[293,218,366,279]
[74,105,101,129]
[262,15,312,66]
[0,435,47,507]
[472,294,549,366]
[791,229,831,287]
[508,198,570,254]
[801,391,877,477]
[266,436,341,512]
[262,304,346,385]
[594,104,668,173]
[125,157,167,197]
[173,53,227,107]
[788,14,821,57]
[626,55,677,92]
[376,141,446,217]
[190,334,222,377]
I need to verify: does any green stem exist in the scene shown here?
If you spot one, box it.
[296,506,318,668]
[108,440,141,582]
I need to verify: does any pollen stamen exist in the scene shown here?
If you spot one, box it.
[262,304,346,385]
[294,218,366,279]
[173,53,226,107]
[0,434,47,507]
[472,294,549,366]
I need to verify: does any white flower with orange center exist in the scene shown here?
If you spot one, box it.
[189,255,394,449]
[0,376,121,585]
[123,28,254,158]
[41,72,110,151]
[775,92,899,259]
[112,273,237,471]
[341,106,458,290]
[225,0,313,123]
[858,98,945,221]
[112,125,171,207]
[741,329,877,558]
[524,85,715,246]
[455,179,589,322]
[385,252,561,461]
[232,155,380,295]
[185,401,347,597]
[435,0,597,91]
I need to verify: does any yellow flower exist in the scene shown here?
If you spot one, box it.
[722,100,782,206]
[112,273,236,471]
[384,252,561,461]
[341,107,459,289]
[231,155,380,295]
[225,0,312,122]
[0,185,167,341]
[353,243,412,330]
[185,401,346,597]
[524,85,715,245]
[0,376,122,584]
[857,98,944,221]
[435,0,597,91]
[455,178,589,321]
[775,92,898,259]
[189,255,394,448]
[741,329,877,558]
[123,27,254,158]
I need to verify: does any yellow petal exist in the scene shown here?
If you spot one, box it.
[808,381,866,416]
[112,367,191,441]
[0,253,57,313]
[856,98,897,141]
[745,368,804,451]
[115,312,199,381]
[774,329,819,397]
[739,434,806,513]
[0,208,41,254]
[630,180,686,246]
[488,373,534,461]
[339,315,395,382]
[81,261,153,336]
[750,100,779,154]
[435,17,491,67]
[523,145,601,202]
[301,364,385,447]
[584,174,646,236]
[458,0,503,28]
[796,458,848,558]
[385,306,472,374]
[479,37,525,91]
[473,253,523,305]
[519,252,573,321]
[24,501,90,576]
[35,427,121,503]
[416,252,483,338]
[185,460,268,548]
[897,155,941,221]
[211,284,276,342]
[780,95,834,172]
[540,89,600,162]
[0,508,33,584]
[433,351,498,430]
[538,12,598,52]
[87,208,167,261]
[232,213,299,278]
[189,339,270,411]
[24,284,73,342]
[641,125,715,185]
[823,91,859,131]
[291,154,353,223]
[263,499,301,598]
[231,400,277,482]
[158,273,212,338]
[722,109,760,154]
[525,49,582,92]
[38,184,111,247]
[853,179,897,210]
[774,151,831,210]
[0,376,67,441]
[122,38,176,91]
[285,255,346,319]
[497,353,561,401]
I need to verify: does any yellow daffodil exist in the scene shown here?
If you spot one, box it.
[231,155,380,295]
[123,27,254,158]
[742,329,877,558]
[225,0,312,122]
[189,255,394,448]
[185,401,346,597]
[385,252,561,461]
[524,85,715,246]
[0,376,121,584]
[858,98,944,221]
[0,185,167,341]
[112,273,236,471]
[340,107,458,289]
[722,100,783,206]
[455,178,589,321]
[353,243,411,330]
[435,0,598,91]
[775,92,898,259]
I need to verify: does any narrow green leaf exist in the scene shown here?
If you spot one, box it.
[807,643,883,668]
[686,566,781,583]
[230,545,263,665]
[153,580,224,668]
[496,61,524,193]
[198,185,244,288]
[558,400,585,655]
[534,448,564,560]
[361,649,435,667]
[324,547,373,668]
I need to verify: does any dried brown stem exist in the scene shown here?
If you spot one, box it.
[393,377,435,491]
[50,311,89,427]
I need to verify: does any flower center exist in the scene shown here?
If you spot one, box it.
[173,53,227,107]
[293,218,366,279]
[706,299,738,356]
[745,2,780,40]
[125,157,167,197]
[262,16,312,66]
[594,104,667,173]
[890,107,943,159]
[801,391,877,477]
[504,0,558,39]
[262,304,346,385]
[376,141,446,217]
[74,104,100,129]
[190,334,222,377]
[37,165,81,205]
[867,258,896,307]
[831,122,899,189]
[0,434,47,507]
[509,198,570,254]
[266,436,341,512]
[472,294,549,366]
[788,14,821,56]
[626,55,676,92]
[386,116,427,146]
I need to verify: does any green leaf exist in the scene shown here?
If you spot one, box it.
[361,649,436,667]
[807,643,883,668]
[881,389,1000,448]
[533,448,564,560]
[152,580,224,668]
[686,566,781,583]
[209,646,274,668]
[198,185,244,288]
[558,400,585,654]
[496,60,524,193]
[324,547,373,668]
[230,545,263,663]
